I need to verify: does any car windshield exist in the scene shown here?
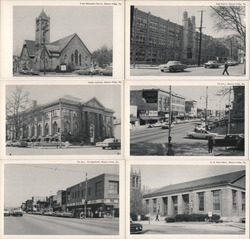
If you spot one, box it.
[104,138,115,142]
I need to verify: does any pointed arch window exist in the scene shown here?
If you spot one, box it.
[79,54,82,65]
[75,50,78,65]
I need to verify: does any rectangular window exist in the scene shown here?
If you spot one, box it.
[95,181,103,196]
[109,180,119,194]
[213,190,221,210]
[232,190,237,210]
[153,198,157,213]
[241,192,245,211]
[198,192,205,211]
[172,196,178,214]
[78,190,80,198]
[67,192,70,201]
[88,187,91,196]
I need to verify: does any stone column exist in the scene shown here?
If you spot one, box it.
[168,196,174,216]
[41,116,45,137]
[70,110,74,134]
[177,194,183,214]
[28,125,32,137]
[49,112,52,136]
[34,125,38,137]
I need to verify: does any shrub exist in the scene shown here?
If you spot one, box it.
[165,217,176,223]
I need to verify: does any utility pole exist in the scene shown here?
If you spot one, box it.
[168,86,172,144]
[227,87,231,135]
[197,10,206,66]
[205,86,208,129]
[84,173,88,219]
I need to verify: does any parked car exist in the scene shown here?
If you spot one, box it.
[99,66,113,76]
[6,139,28,147]
[227,61,238,66]
[96,138,121,149]
[187,130,218,139]
[12,208,23,216]
[161,123,174,129]
[159,61,187,72]
[130,219,143,234]
[4,209,10,216]
[194,122,206,131]
[147,122,163,128]
[204,61,219,68]
[74,67,99,75]
[214,134,244,149]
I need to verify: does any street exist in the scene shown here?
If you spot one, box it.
[4,214,119,235]
[130,122,244,156]
[130,64,244,76]
[138,221,245,234]
[6,146,121,156]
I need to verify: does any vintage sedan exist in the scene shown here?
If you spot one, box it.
[4,209,10,216]
[214,134,244,149]
[6,139,28,147]
[74,67,99,75]
[99,66,113,76]
[161,123,174,129]
[204,61,219,68]
[159,61,187,72]
[130,219,143,234]
[12,208,23,217]
[187,130,218,139]
[96,138,121,149]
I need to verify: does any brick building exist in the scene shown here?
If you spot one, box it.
[6,95,115,143]
[142,170,245,222]
[130,88,185,124]
[66,173,119,218]
[130,7,230,64]
[18,10,91,72]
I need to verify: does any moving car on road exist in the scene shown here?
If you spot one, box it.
[159,61,187,72]
[204,61,219,68]
[12,208,23,216]
[74,67,99,75]
[4,209,10,216]
[161,123,174,129]
[130,218,143,234]
[187,130,218,139]
[147,122,163,128]
[96,138,121,149]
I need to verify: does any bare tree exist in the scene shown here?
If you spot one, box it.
[210,6,246,47]
[6,86,44,139]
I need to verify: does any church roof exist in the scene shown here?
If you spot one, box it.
[39,9,49,19]
[23,40,35,57]
[143,170,245,198]
[60,95,82,102]
[50,33,76,52]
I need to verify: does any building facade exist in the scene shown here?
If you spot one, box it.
[130,88,185,124]
[18,10,91,72]
[185,100,198,118]
[130,7,230,64]
[66,173,119,218]
[6,95,115,143]
[142,170,245,222]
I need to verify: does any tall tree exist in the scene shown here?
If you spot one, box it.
[91,45,113,68]
[210,6,246,48]
[6,86,44,139]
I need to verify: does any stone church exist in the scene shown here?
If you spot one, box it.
[19,10,91,72]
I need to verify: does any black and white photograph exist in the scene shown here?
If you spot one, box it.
[5,84,122,156]
[4,163,120,235]
[130,4,246,77]
[130,84,245,156]
[130,164,246,235]
[13,6,114,77]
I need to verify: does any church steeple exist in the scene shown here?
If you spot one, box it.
[35,9,50,46]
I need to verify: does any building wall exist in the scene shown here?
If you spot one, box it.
[143,185,245,221]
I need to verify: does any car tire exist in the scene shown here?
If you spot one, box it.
[102,147,106,149]
[160,69,164,72]
[169,67,173,72]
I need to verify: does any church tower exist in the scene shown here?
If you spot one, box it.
[35,9,50,46]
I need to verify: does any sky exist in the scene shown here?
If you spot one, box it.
[6,85,121,118]
[4,164,119,208]
[130,85,236,111]
[131,164,245,191]
[135,6,240,38]
[13,6,113,55]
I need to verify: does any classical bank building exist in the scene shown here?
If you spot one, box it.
[142,170,246,222]
[6,95,115,143]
